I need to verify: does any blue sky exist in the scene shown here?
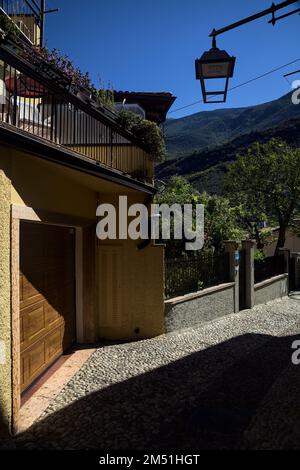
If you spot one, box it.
[45,0,300,118]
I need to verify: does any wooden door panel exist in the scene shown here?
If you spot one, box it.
[45,326,63,362]
[20,222,76,393]
[21,273,45,303]
[20,301,46,347]
[20,341,46,392]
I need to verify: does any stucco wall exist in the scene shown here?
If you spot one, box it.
[264,230,300,257]
[0,145,164,435]
[97,192,165,341]
[0,149,164,345]
[98,240,165,341]
[0,170,12,437]
[99,244,164,340]
[254,274,289,306]
[8,150,96,219]
[165,283,235,333]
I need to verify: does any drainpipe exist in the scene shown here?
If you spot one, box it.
[137,194,154,250]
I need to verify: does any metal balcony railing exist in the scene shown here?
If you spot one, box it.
[0,1,41,44]
[0,45,152,182]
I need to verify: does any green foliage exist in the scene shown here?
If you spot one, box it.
[154,176,199,258]
[198,192,243,251]
[95,80,115,109]
[164,92,300,157]
[254,250,266,262]
[1,27,115,108]
[0,14,20,38]
[225,138,300,253]
[157,112,300,195]
[155,176,199,206]
[155,176,243,258]
[117,111,166,162]
[33,47,93,90]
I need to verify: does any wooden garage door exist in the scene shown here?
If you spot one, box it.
[20,222,76,393]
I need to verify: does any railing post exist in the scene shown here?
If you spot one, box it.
[291,252,300,290]
[279,247,290,291]
[242,240,255,309]
[279,248,290,274]
[224,241,240,313]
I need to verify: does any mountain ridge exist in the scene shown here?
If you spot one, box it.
[165,92,300,158]
[158,111,300,195]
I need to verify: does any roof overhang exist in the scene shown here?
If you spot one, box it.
[114,91,176,124]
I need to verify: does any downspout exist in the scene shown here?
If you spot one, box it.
[137,193,154,250]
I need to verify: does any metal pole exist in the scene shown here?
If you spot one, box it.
[209,0,299,38]
[40,0,45,47]
[284,69,300,77]
[268,7,300,23]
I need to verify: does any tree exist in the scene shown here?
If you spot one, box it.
[226,139,300,254]
[154,176,199,258]
[198,192,243,252]
[155,176,242,257]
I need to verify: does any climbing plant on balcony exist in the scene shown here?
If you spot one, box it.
[0,15,115,109]
[94,80,115,109]
[117,111,166,162]
[20,46,93,91]
[0,13,20,39]
[19,46,114,108]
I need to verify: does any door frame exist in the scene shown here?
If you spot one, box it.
[11,204,94,434]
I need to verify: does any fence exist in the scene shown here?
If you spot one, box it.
[165,252,230,299]
[254,254,285,284]
[1,0,41,44]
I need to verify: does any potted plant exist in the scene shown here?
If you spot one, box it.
[117,110,167,162]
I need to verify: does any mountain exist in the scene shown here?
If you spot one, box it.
[157,114,300,195]
[164,92,300,157]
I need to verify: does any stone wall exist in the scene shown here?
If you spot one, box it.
[254,274,289,306]
[165,283,235,333]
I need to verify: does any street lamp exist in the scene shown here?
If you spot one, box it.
[195,37,236,103]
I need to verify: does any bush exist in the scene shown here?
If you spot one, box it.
[117,111,166,162]
[0,14,20,38]
[254,249,266,262]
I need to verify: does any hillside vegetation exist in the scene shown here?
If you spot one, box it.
[164,92,300,157]
[158,93,300,194]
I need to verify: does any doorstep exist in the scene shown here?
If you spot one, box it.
[18,346,96,433]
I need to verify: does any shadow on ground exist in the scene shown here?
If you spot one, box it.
[2,331,300,450]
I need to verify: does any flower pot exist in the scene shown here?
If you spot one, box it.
[77,89,92,102]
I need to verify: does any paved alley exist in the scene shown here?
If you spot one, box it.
[4,294,300,450]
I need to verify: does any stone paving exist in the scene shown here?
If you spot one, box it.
[3,294,300,450]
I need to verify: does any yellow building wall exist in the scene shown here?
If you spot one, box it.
[0,148,96,219]
[68,145,153,181]
[0,148,162,341]
[11,15,41,45]
[0,145,164,434]
[97,193,165,340]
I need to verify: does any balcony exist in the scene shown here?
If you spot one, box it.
[0,0,41,45]
[0,25,153,184]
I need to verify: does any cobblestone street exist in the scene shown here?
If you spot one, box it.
[3,294,300,450]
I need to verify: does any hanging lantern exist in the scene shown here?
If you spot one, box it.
[195,37,236,103]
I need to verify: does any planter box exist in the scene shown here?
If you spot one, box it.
[76,89,92,102]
